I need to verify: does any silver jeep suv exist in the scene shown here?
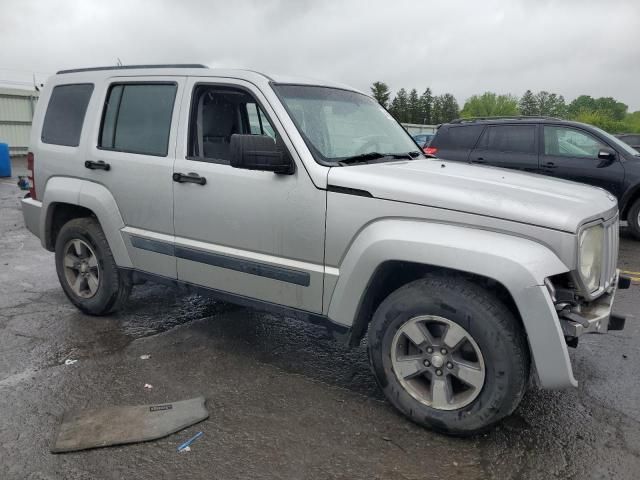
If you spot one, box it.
[21,65,629,435]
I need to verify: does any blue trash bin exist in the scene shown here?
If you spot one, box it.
[0,143,11,178]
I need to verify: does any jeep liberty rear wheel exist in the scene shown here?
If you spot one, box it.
[368,275,530,436]
[55,217,131,315]
[628,198,640,240]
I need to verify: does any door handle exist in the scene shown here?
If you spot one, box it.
[85,160,110,171]
[542,162,557,169]
[471,157,486,164]
[173,172,207,185]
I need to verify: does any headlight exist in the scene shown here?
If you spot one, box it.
[578,224,604,293]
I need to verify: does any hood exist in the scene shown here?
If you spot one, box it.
[327,159,618,233]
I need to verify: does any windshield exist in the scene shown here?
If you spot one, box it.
[593,126,640,156]
[273,84,420,164]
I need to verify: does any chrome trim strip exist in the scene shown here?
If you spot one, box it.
[174,245,310,287]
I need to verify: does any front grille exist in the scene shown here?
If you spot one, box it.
[601,215,619,291]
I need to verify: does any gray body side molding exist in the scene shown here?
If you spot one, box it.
[327,219,576,389]
[40,177,133,268]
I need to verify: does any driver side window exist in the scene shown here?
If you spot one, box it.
[544,126,606,159]
[187,85,276,163]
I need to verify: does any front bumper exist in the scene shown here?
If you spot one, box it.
[21,195,42,238]
[558,272,629,338]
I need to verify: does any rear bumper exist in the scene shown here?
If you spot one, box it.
[21,195,42,238]
[558,272,629,338]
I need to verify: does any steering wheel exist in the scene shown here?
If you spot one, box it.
[356,137,382,155]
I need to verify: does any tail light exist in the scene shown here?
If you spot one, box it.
[424,146,438,157]
[27,152,36,200]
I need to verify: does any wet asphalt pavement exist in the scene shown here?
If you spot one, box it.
[1,159,639,479]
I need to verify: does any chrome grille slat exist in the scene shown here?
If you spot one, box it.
[601,216,619,289]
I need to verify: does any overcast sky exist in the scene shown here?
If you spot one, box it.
[2,0,639,110]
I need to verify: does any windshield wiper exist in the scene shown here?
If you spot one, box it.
[338,151,421,166]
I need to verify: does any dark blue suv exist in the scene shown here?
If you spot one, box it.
[428,116,640,238]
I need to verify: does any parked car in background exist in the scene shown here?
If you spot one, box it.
[427,116,640,238]
[615,133,640,152]
[412,133,435,148]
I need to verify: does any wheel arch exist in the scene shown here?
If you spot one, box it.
[620,184,640,220]
[327,219,577,389]
[347,261,520,348]
[40,177,132,267]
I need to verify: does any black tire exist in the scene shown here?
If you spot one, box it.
[627,198,640,240]
[55,217,131,315]
[368,274,530,436]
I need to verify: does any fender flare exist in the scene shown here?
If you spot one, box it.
[41,176,133,268]
[327,219,576,389]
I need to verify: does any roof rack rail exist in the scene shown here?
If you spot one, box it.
[449,115,561,124]
[57,64,208,74]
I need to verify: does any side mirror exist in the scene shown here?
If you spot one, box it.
[230,134,294,174]
[597,148,616,161]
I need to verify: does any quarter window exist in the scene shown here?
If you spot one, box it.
[478,125,536,153]
[99,83,177,156]
[544,126,606,158]
[41,83,94,146]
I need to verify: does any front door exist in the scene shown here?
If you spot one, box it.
[172,79,326,313]
[84,76,185,278]
[540,125,625,198]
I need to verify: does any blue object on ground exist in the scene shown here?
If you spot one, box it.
[177,431,204,451]
[17,176,30,190]
[0,143,11,178]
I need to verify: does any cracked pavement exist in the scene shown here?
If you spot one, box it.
[1,158,639,479]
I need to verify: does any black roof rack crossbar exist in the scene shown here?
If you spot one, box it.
[57,64,208,74]
[449,115,561,124]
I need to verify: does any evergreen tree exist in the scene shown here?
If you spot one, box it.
[519,90,537,115]
[534,91,567,118]
[547,93,567,118]
[431,95,444,124]
[388,96,401,120]
[370,81,391,109]
[419,88,433,124]
[535,91,552,115]
[439,94,460,123]
[394,88,410,123]
[408,89,420,123]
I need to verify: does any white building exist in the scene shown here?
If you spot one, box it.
[0,87,39,155]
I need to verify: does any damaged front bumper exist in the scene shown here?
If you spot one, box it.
[557,273,630,340]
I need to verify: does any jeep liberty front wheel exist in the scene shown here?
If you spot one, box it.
[368,275,530,436]
[55,217,131,315]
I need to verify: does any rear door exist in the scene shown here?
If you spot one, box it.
[84,77,185,278]
[540,125,625,197]
[469,124,539,172]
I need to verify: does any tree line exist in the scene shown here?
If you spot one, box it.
[371,82,460,125]
[371,81,640,133]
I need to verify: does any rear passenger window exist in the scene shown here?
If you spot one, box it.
[478,125,536,153]
[99,83,177,156]
[41,84,94,146]
[439,125,483,148]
